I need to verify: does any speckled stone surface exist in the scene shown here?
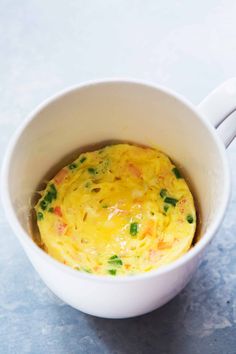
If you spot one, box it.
[0,1,236,353]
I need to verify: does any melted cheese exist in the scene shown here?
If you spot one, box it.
[35,144,196,276]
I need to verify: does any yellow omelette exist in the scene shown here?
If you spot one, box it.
[35,144,196,276]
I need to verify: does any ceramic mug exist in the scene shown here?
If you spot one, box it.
[1,79,236,319]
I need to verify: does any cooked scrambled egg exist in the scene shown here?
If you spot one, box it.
[35,144,196,276]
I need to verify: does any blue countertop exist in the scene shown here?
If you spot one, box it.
[0,1,236,353]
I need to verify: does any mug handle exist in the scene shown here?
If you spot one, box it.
[198,78,236,148]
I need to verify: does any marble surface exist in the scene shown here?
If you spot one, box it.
[0,1,236,353]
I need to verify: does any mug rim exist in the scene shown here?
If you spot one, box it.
[1,77,231,283]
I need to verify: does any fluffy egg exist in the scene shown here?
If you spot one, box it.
[35,144,196,276]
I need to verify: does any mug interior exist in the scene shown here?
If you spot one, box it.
[5,81,228,254]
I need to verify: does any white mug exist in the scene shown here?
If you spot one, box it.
[1,79,236,319]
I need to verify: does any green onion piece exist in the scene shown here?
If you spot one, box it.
[37,211,44,220]
[172,167,182,179]
[88,167,96,174]
[44,191,53,203]
[39,200,48,210]
[80,156,86,163]
[151,211,154,216]
[164,197,178,207]
[109,255,118,260]
[108,269,117,276]
[69,163,77,170]
[48,207,54,213]
[85,181,91,188]
[130,222,138,236]
[163,204,169,213]
[160,188,167,198]
[39,184,57,211]
[102,204,108,208]
[50,184,57,199]
[186,214,194,224]
[108,255,123,266]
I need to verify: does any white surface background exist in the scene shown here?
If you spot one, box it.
[0,1,236,353]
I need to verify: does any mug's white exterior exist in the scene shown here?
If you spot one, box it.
[1,80,230,318]
[23,240,201,318]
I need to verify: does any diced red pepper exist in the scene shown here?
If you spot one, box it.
[54,168,68,185]
[56,221,67,234]
[149,249,157,261]
[143,221,155,237]
[127,163,142,178]
[54,206,63,217]
[157,241,172,250]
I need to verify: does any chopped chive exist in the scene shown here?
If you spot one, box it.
[69,163,77,170]
[80,156,86,163]
[130,222,138,236]
[150,211,154,216]
[108,260,123,266]
[85,181,91,188]
[164,197,178,207]
[102,204,108,208]
[44,191,53,203]
[40,184,57,211]
[186,214,194,224]
[108,269,117,276]
[37,211,44,220]
[50,184,57,199]
[109,255,118,260]
[39,199,48,210]
[160,188,167,198]
[88,167,96,174]
[163,204,169,213]
[172,167,182,179]
[48,207,54,213]
[108,255,123,266]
